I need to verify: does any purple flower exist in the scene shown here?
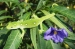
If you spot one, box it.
[44,27,68,43]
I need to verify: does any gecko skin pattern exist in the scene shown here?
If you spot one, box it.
[6,13,55,29]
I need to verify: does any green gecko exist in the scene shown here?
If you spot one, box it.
[6,13,55,29]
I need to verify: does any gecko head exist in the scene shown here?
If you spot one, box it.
[6,22,20,29]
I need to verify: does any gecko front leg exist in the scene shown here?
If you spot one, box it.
[39,22,44,33]
[32,13,44,33]
[20,28,26,39]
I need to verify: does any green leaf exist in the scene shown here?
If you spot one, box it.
[0,10,7,15]
[46,40,51,49]
[65,41,75,49]
[19,12,31,20]
[3,29,22,49]
[0,21,4,23]
[45,40,64,49]
[48,40,64,49]
[37,35,46,49]
[36,27,46,49]
[0,29,9,46]
[51,5,75,22]
[25,5,31,11]
[0,0,19,2]
[26,44,33,49]
[0,16,12,20]
[65,39,75,49]
[30,27,37,49]
[36,0,43,11]
[44,20,53,27]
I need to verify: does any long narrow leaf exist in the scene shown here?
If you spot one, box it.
[65,41,75,49]
[19,12,31,20]
[51,5,75,22]
[3,29,22,49]
[36,0,43,11]
[0,29,9,46]
[30,27,37,49]
[49,40,64,49]
[37,28,46,49]
[0,0,19,2]
[0,16,12,20]
[0,10,7,15]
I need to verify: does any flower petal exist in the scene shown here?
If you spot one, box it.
[57,31,65,38]
[51,35,59,43]
[62,29,68,37]
[59,37,63,43]
[51,35,64,43]
[44,35,52,40]
[44,27,55,35]
[44,27,55,40]
[57,29,68,38]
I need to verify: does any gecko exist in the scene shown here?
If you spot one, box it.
[6,13,55,29]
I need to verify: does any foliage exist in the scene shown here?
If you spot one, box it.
[0,0,75,49]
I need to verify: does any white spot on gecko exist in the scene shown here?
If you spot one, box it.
[34,23,35,24]
[14,24,16,25]
[25,24,27,25]
[21,24,22,25]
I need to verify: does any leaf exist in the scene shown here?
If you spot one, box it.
[26,44,33,49]
[44,20,53,27]
[19,12,31,20]
[0,0,19,2]
[45,40,51,49]
[0,21,4,23]
[36,0,43,11]
[17,4,31,17]
[0,29,9,46]
[0,16,12,20]
[0,10,7,15]
[30,27,37,49]
[65,41,75,49]
[36,27,46,49]
[51,5,75,22]
[65,39,75,49]
[48,40,64,49]
[25,5,31,11]
[3,29,22,49]
[37,35,46,49]
[41,10,75,40]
